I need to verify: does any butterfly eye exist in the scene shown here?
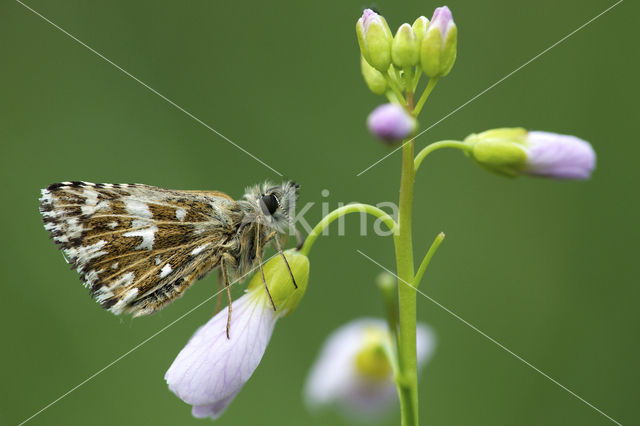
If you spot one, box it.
[260,194,278,215]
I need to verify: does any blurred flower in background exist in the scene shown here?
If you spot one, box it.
[304,318,436,420]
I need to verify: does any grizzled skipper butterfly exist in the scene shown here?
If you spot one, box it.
[39,181,301,337]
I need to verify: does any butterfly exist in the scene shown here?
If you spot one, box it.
[39,180,301,337]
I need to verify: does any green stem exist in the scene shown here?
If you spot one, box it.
[385,73,406,105]
[414,140,471,172]
[394,134,418,426]
[385,90,400,104]
[411,69,423,92]
[413,78,439,116]
[298,203,398,257]
[381,333,402,385]
[377,272,399,346]
[414,232,445,289]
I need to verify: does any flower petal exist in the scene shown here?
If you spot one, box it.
[429,6,455,39]
[525,131,596,179]
[190,390,240,419]
[417,323,437,369]
[305,319,376,407]
[165,290,277,418]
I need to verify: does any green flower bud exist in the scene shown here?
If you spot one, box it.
[464,128,528,177]
[247,249,309,316]
[376,271,396,291]
[360,56,388,95]
[420,6,457,78]
[412,16,429,43]
[356,9,393,72]
[392,23,420,67]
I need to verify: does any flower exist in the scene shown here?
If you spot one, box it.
[420,6,457,78]
[356,9,393,72]
[304,318,436,419]
[367,103,417,143]
[465,128,596,179]
[165,250,309,419]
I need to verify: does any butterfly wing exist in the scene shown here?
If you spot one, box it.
[39,181,242,316]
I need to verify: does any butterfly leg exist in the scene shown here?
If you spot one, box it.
[220,257,233,339]
[270,236,298,289]
[256,224,277,311]
[214,269,224,315]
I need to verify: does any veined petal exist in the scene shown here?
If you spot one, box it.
[165,289,277,419]
[190,390,240,419]
[524,131,596,179]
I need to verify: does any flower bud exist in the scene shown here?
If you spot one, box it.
[367,103,417,143]
[465,128,596,179]
[412,16,429,43]
[465,128,528,177]
[420,6,457,78]
[356,9,393,72]
[360,56,388,95]
[391,24,420,67]
[247,249,309,315]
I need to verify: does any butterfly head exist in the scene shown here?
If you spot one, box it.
[245,181,300,232]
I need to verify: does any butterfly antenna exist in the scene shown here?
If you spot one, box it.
[271,236,298,289]
[274,195,304,250]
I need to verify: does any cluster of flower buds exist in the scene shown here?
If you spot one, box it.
[464,128,596,180]
[357,6,457,143]
[357,7,457,90]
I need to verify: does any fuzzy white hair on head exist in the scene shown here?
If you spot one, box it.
[243,181,299,233]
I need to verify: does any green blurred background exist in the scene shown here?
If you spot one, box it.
[1,0,637,424]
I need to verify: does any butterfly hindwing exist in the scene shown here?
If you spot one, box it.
[39,181,242,315]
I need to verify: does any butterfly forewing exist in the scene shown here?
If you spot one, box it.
[40,181,241,315]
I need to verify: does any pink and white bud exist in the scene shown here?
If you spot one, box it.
[421,6,457,78]
[356,9,393,72]
[465,128,596,179]
[367,103,417,143]
[429,6,455,40]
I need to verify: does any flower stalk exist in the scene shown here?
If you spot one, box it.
[394,131,419,426]
[414,139,471,171]
[299,203,397,256]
